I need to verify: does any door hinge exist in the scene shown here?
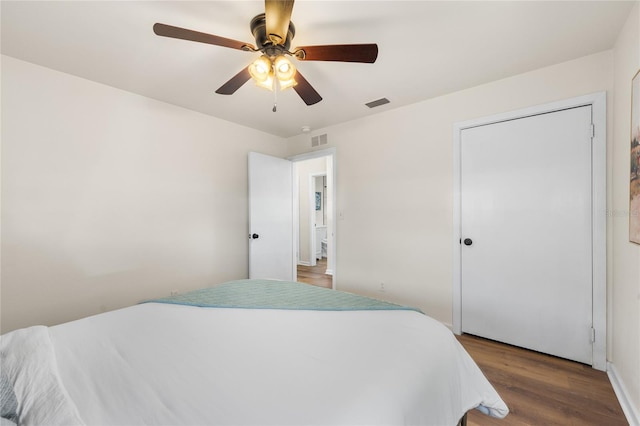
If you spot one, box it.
[590,327,596,343]
[589,123,595,138]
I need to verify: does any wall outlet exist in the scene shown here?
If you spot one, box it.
[379,282,385,293]
[170,290,179,296]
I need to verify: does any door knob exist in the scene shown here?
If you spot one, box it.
[463,238,473,246]
[249,233,260,240]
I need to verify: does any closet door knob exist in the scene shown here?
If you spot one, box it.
[463,238,473,246]
[249,233,260,239]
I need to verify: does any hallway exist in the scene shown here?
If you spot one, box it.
[297,258,332,288]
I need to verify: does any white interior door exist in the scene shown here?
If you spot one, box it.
[460,106,593,364]
[248,152,293,281]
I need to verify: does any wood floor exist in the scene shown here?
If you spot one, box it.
[457,334,627,425]
[296,257,332,288]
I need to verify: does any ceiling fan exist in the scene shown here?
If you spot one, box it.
[153,0,378,107]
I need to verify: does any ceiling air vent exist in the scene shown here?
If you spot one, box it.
[311,133,328,147]
[365,98,390,108]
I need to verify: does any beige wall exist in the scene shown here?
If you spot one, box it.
[288,50,614,324]
[0,56,287,332]
[611,2,640,418]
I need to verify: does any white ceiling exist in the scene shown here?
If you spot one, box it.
[1,1,634,138]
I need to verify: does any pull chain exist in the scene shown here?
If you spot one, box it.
[272,77,278,112]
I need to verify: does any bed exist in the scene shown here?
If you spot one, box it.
[1,279,508,425]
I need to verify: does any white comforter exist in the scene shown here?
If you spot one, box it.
[3,303,508,425]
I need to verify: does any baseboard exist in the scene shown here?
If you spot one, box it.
[297,261,311,267]
[608,362,640,425]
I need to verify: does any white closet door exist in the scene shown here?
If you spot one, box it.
[461,106,593,364]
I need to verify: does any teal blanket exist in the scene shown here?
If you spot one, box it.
[146,279,420,313]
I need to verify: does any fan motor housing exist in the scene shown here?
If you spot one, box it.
[250,13,295,53]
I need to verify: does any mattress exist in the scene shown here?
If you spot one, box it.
[1,280,508,425]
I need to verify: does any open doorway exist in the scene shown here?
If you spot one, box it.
[290,149,336,289]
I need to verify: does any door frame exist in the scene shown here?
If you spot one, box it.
[289,148,337,289]
[452,92,606,370]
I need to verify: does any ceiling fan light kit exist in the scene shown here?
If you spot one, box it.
[248,54,298,92]
[153,0,378,107]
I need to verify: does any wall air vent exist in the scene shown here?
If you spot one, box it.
[365,98,390,108]
[311,133,328,147]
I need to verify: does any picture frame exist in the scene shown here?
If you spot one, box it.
[630,68,640,244]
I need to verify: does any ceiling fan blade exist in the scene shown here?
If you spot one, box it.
[294,44,378,63]
[293,71,322,106]
[215,67,251,95]
[264,0,295,45]
[153,23,255,51]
